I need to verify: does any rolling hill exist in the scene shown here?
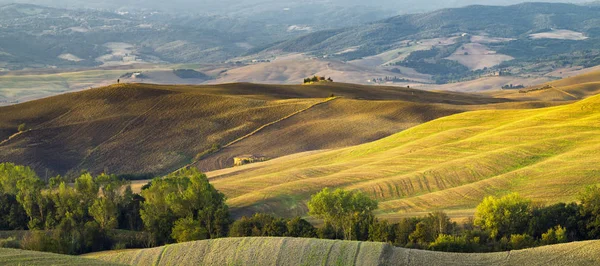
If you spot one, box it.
[86,237,600,266]
[184,84,600,219]
[490,70,600,101]
[247,2,600,86]
[0,82,515,177]
[261,2,600,60]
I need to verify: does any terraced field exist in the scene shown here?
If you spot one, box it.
[86,237,600,266]
[202,92,600,219]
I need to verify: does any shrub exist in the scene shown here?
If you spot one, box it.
[17,123,27,132]
[509,234,535,250]
[429,234,471,252]
[0,237,20,248]
[21,231,54,252]
[541,226,568,245]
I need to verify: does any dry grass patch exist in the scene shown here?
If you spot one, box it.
[86,238,600,266]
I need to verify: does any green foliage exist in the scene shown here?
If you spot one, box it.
[0,237,20,249]
[409,212,455,246]
[409,221,434,245]
[429,234,476,252]
[118,186,144,231]
[308,188,378,240]
[541,226,568,245]
[0,193,28,230]
[286,217,317,238]
[228,213,308,238]
[17,123,27,132]
[171,217,208,243]
[140,168,229,244]
[509,234,535,250]
[3,162,600,255]
[579,185,600,238]
[474,193,532,239]
[317,222,339,240]
[368,219,394,243]
[0,162,39,195]
[90,198,118,230]
[527,202,579,239]
[89,174,126,230]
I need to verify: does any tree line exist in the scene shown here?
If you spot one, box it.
[2,162,600,255]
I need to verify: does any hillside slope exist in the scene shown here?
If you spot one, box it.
[201,92,600,218]
[0,82,512,176]
[491,70,600,101]
[88,237,600,266]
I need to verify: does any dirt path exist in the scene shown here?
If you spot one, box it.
[0,130,30,147]
[552,87,578,99]
[171,96,339,174]
[223,97,338,148]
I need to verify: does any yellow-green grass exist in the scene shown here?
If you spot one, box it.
[0,248,122,265]
[203,93,600,218]
[87,237,600,266]
[0,82,513,176]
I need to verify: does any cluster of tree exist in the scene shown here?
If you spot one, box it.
[303,76,333,84]
[229,189,600,253]
[501,84,525,90]
[371,76,410,83]
[172,69,211,80]
[140,168,230,244]
[0,162,143,254]
[229,214,316,238]
[0,163,227,254]
[364,191,600,252]
[4,162,600,255]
